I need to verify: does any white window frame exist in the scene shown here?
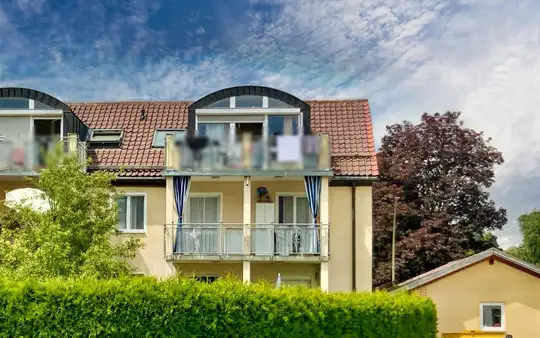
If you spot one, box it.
[30,116,64,141]
[185,193,223,224]
[479,302,505,332]
[275,192,309,225]
[152,128,185,148]
[117,193,147,233]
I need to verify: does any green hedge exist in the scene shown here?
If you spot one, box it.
[0,277,436,337]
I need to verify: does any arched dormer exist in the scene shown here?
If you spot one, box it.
[0,87,89,141]
[187,86,311,136]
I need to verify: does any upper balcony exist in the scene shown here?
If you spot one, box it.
[164,133,331,176]
[0,135,87,176]
[163,86,333,177]
[0,89,90,176]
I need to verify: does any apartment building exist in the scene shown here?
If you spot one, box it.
[0,86,378,291]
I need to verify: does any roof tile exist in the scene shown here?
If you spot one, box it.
[70,99,378,177]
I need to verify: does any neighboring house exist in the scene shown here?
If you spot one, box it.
[394,248,540,337]
[0,86,378,291]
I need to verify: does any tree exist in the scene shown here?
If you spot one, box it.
[0,146,142,279]
[505,210,540,265]
[373,112,507,286]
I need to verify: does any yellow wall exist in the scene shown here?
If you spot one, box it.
[355,186,372,291]
[118,180,373,290]
[327,185,373,292]
[418,259,540,337]
[115,186,170,277]
[328,187,353,291]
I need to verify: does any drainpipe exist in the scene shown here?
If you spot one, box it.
[352,182,357,291]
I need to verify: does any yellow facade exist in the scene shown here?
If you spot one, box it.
[0,176,373,291]
[415,260,540,337]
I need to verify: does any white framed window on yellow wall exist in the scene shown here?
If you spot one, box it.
[479,302,505,332]
[116,193,147,233]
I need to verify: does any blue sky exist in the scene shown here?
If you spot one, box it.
[1,0,540,248]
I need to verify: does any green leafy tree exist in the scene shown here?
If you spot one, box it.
[0,146,142,279]
[505,210,540,265]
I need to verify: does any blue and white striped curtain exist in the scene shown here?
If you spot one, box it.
[304,176,321,253]
[173,176,191,253]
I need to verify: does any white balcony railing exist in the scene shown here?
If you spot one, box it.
[164,223,329,260]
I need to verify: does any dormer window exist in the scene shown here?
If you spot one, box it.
[88,129,124,148]
[188,87,311,136]
[152,129,185,148]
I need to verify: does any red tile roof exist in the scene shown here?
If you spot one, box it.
[70,100,378,178]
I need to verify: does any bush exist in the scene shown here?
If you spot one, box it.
[0,277,436,337]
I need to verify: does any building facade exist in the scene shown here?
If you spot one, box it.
[0,86,378,291]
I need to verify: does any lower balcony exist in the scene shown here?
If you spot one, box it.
[164,223,329,262]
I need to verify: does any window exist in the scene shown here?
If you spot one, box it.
[33,101,54,110]
[88,129,124,147]
[202,96,293,109]
[278,195,311,224]
[267,97,293,108]
[268,115,299,136]
[197,123,230,141]
[152,129,185,148]
[0,98,30,109]
[281,276,313,288]
[187,195,220,223]
[480,303,505,331]
[235,95,263,108]
[117,195,146,232]
[207,98,231,108]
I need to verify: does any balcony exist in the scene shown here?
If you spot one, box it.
[0,135,86,175]
[164,223,330,262]
[164,134,332,175]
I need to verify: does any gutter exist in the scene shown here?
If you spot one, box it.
[352,181,357,291]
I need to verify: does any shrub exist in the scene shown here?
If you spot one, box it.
[0,277,436,337]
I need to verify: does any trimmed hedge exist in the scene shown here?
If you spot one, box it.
[0,277,436,337]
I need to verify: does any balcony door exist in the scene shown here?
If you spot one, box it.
[185,195,220,254]
[276,195,313,255]
[33,118,61,167]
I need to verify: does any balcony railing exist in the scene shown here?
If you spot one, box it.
[164,134,331,173]
[164,223,330,261]
[0,135,86,174]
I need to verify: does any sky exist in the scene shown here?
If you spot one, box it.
[1,0,539,248]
